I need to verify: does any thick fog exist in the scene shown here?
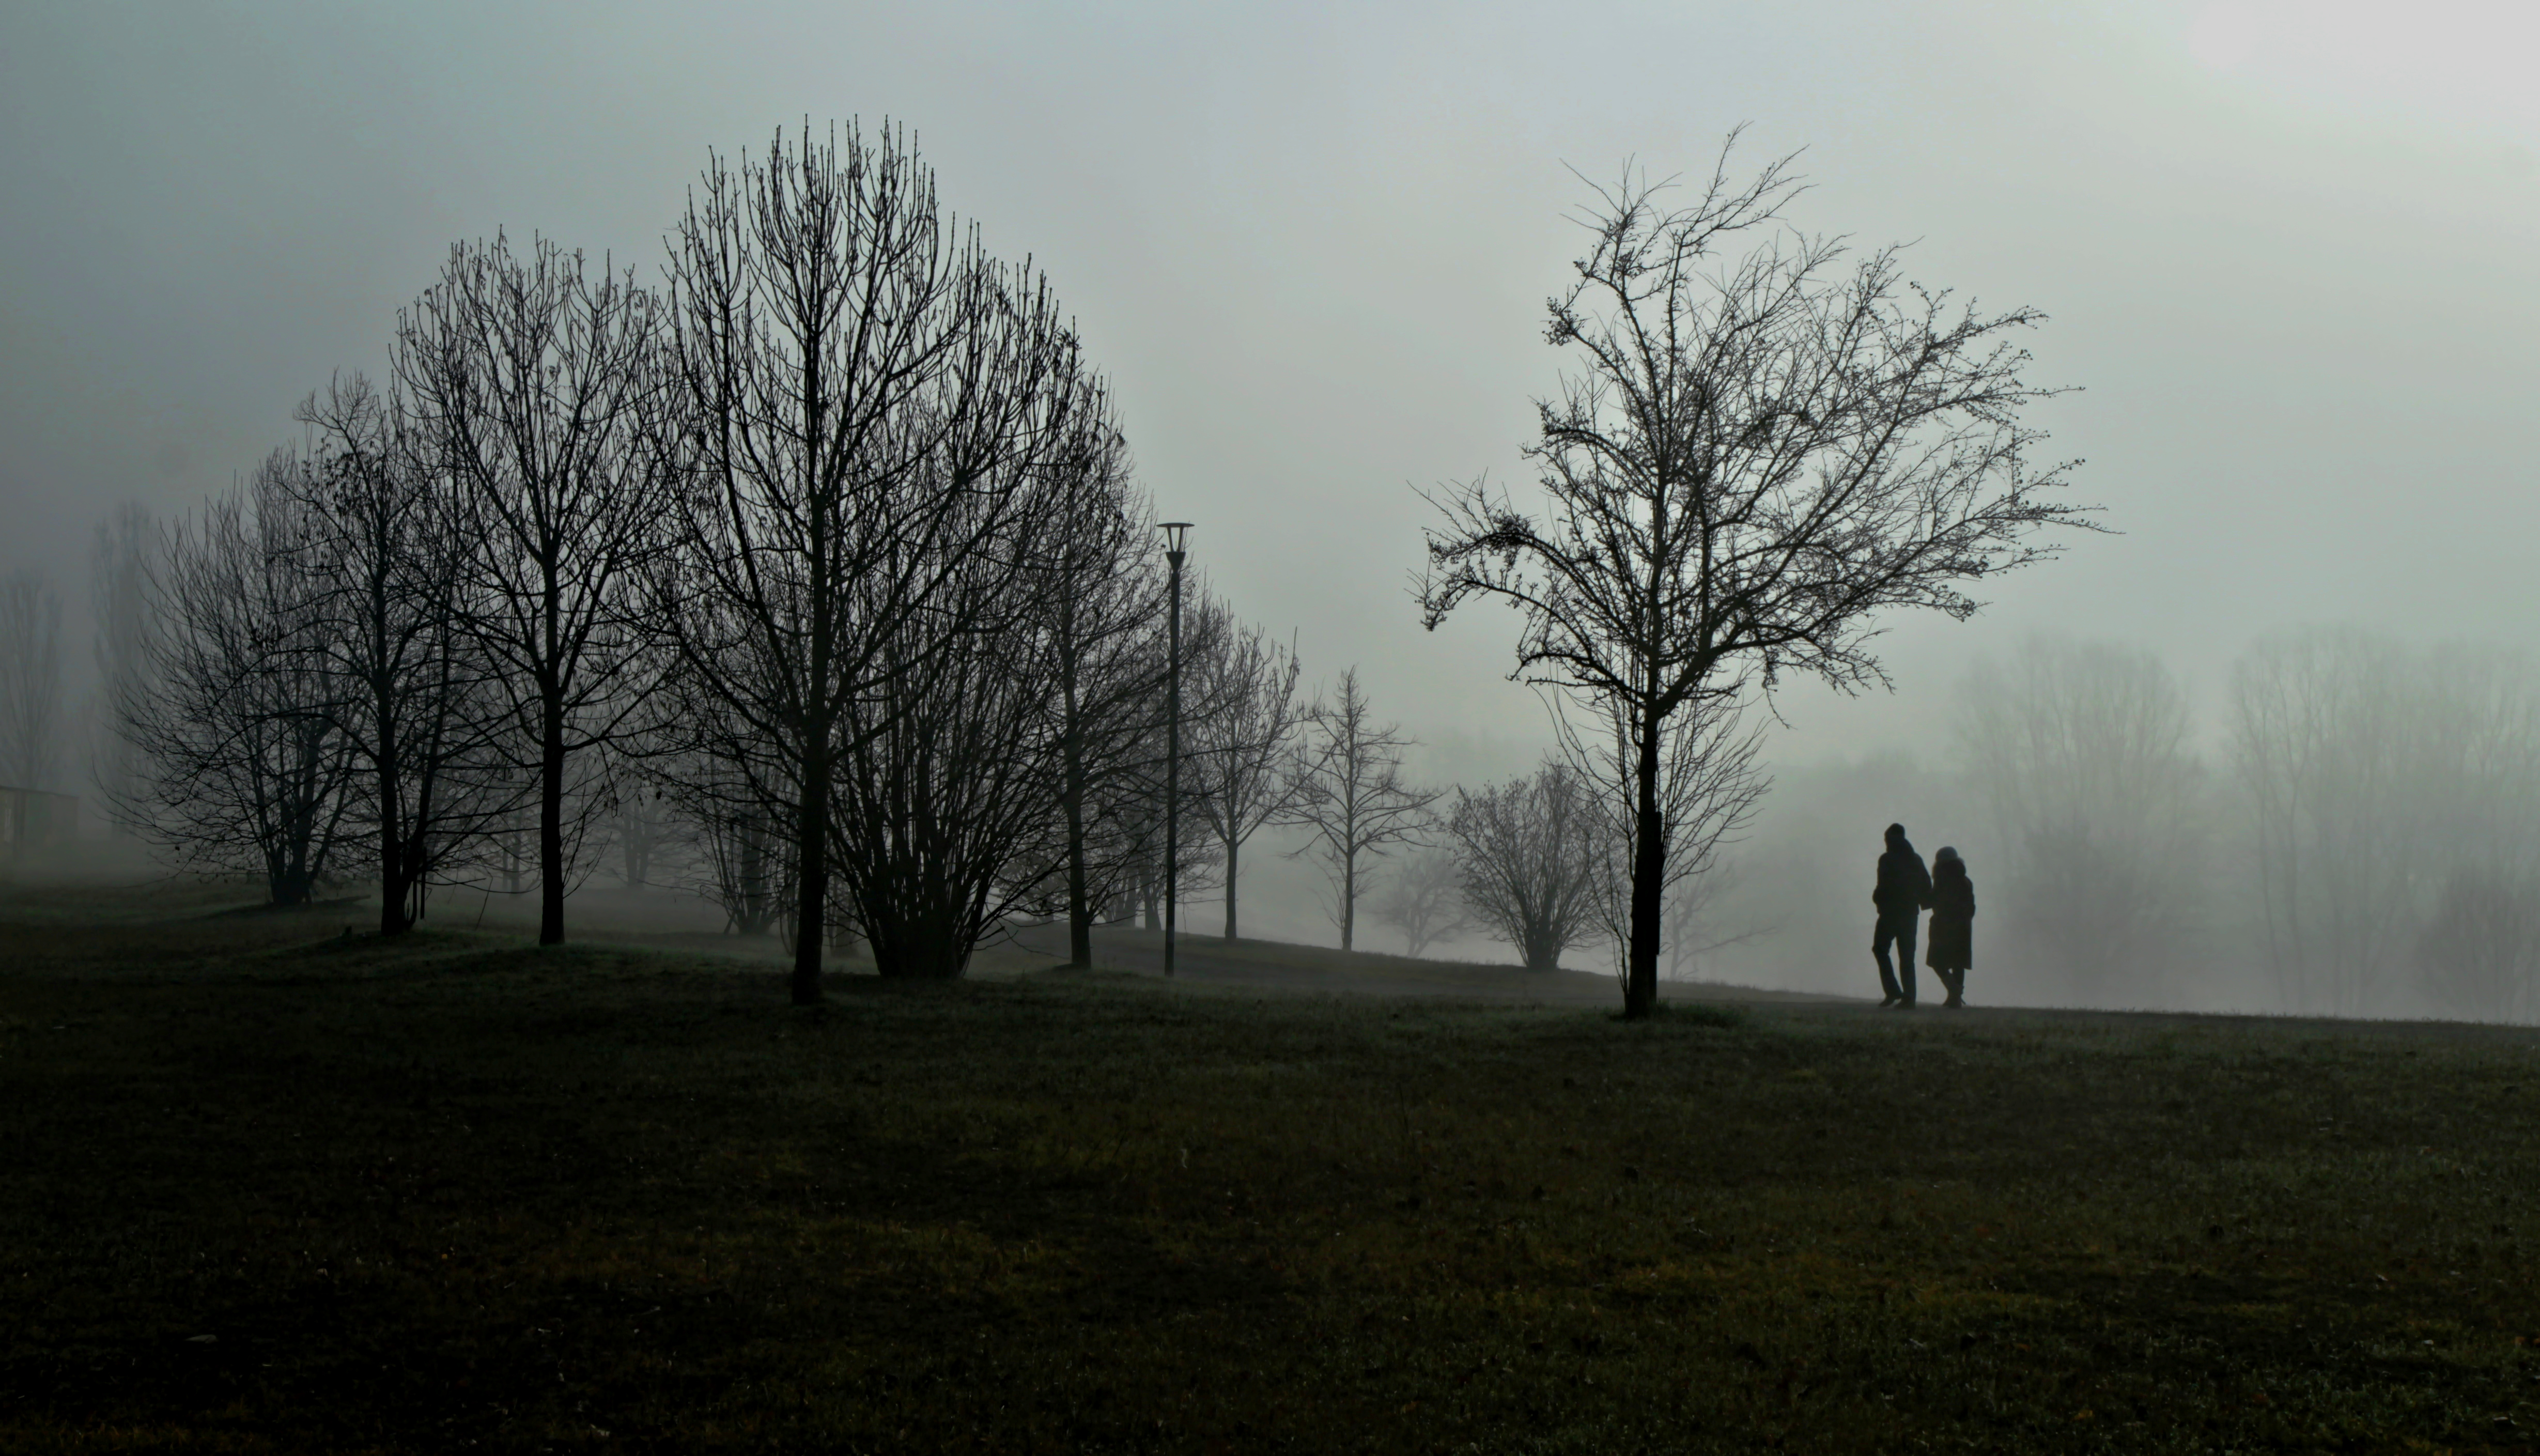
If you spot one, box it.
[3,2,2535,1015]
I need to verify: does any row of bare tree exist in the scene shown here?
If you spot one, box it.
[102,126,1307,998]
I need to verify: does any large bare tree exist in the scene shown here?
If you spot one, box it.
[1281,668,1439,951]
[398,232,673,946]
[1421,137,2089,1016]
[663,122,1083,1002]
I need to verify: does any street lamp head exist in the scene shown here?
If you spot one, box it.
[1158,520,1194,556]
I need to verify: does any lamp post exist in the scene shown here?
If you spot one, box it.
[1159,521,1192,977]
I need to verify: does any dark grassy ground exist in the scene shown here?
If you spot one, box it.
[5,880,2539,1453]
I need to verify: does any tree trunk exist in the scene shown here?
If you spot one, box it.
[538,683,566,946]
[1625,710,1664,1018]
[791,731,830,1004]
[378,753,408,936]
[1222,834,1239,940]
[1340,850,1355,952]
[1524,921,1559,973]
[1062,698,1092,968]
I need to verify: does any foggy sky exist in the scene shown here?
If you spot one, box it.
[5,0,2535,789]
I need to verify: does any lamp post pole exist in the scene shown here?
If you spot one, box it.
[1160,521,1192,978]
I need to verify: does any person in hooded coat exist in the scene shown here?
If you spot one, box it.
[1925,845,1975,1009]
[1871,823,1932,1008]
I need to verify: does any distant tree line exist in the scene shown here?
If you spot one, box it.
[1694,631,2540,1024]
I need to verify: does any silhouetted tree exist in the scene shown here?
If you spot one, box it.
[1185,597,1305,940]
[662,122,1086,999]
[1026,390,1166,966]
[398,231,675,947]
[121,457,354,904]
[292,374,514,934]
[1448,760,1602,971]
[1421,135,2088,1016]
[1282,668,1439,951]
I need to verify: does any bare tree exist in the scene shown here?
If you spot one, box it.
[663,122,1085,1000]
[397,231,673,946]
[1282,668,1440,950]
[1420,136,2088,1016]
[0,570,65,794]
[1027,390,1167,966]
[292,374,514,935]
[1185,596,1305,940]
[1448,760,1603,971]
[1957,637,2205,1003]
[88,504,154,820]
[831,334,1127,978]
[829,544,1064,978]
[615,784,663,889]
[121,457,355,904]
[639,732,790,937]
[2229,629,2420,1015]
[1370,846,1468,957]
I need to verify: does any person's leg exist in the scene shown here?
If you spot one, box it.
[1872,921,1902,1004]
[1896,921,1918,1005]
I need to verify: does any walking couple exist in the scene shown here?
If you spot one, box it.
[1871,823,1974,1010]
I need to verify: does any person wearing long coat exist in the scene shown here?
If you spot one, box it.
[1925,846,1975,1008]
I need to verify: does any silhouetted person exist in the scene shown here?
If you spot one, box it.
[1926,845,1975,1009]
[1871,823,1931,1007]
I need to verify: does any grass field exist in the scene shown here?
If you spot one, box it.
[4,880,2538,1453]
